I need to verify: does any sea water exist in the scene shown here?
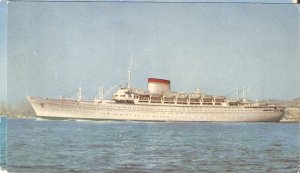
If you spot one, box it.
[0,116,7,172]
[6,119,300,173]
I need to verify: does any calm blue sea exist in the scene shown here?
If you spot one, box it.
[6,119,300,173]
[0,116,7,171]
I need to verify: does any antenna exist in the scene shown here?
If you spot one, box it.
[236,88,239,100]
[128,55,133,89]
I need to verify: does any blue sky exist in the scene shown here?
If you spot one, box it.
[0,0,7,105]
[1,0,299,106]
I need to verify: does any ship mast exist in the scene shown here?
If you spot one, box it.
[99,85,104,100]
[127,55,133,89]
[242,86,245,102]
[77,87,82,101]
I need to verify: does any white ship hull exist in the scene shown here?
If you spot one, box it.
[27,97,284,122]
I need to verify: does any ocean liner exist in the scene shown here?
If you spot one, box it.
[27,67,285,122]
